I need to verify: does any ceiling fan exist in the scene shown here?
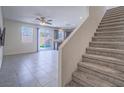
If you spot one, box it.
[35,16,52,25]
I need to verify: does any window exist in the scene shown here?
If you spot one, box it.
[58,31,64,41]
[21,26,33,43]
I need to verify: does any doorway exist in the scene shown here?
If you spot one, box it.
[37,28,53,51]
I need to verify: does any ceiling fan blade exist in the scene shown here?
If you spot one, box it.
[35,16,53,25]
[47,19,52,21]
[46,22,52,25]
[36,18,41,21]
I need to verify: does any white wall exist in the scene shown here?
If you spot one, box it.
[58,6,89,86]
[3,19,37,55]
[3,19,56,55]
[59,6,107,86]
[0,6,3,68]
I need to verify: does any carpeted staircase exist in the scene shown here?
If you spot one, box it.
[67,6,124,87]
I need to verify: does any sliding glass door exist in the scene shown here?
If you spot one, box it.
[38,28,53,51]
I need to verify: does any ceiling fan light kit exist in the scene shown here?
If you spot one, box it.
[39,22,46,25]
[36,16,52,26]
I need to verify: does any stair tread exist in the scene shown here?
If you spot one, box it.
[107,8,124,12]
[100,22,124,26]
[88,47,124,54]
[79,62,119,73]
[69,7,124,87]
[93,36,124,38]
[104,14,124,17]
[90,42,124,48]
[90,42,124,49]
[66,81,82,87]
[82,54,124,73]
[103,14,124,19]
[106,7,123,12]
[105,9,124,15]
[103,16,124,19]
[91,41,124,44]
[96,30,124,33]
[99,25,124,29]
[87,47,124,61]
[78,62,124,81]
[99,23,124,28]
[97,26,124,30]
[103,17,124,22]
[104,13,124,18]
[83,54,124,64]
[101,18,124,24]
[73,70,116,87]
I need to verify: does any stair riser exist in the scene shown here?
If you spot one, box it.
[89,42,124,50]
[106,7,124,14]
[92,37,124,42]
[72,76,92,87]
[104,11,124,17]
[72,72,115,87]
[98,26,124,30]
[100,21,124,25]
[107,8,124,11]
[73,73,96,86]
[82,56,124,72]
[69,7,124,87]
[97,27,124,31]
[102,16,124,21]
[100,19,124,24]
[103,15,124,22]
[106,11,124,15]
[86,48,124,60]
[78,66,124,86]
[94,32,124,36]
[98,26,124,29]
[105,8,124,14]
[96,29,124,32]
[99,23,124,28]
[66,81,82,87]
[104,12,124,17]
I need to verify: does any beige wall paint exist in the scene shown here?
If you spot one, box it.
[58,6,89,86]
[3,19,56,55]
[59,6,107,86]
[3,19,37,55]
[0,6,3,68]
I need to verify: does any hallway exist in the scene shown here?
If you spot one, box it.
[0,50,58,87]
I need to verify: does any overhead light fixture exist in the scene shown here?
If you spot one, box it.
[40,22,46,26]
[36,16,52,25]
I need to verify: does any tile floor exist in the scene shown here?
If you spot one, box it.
[0,50,58,87]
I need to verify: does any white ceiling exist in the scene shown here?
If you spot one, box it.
[2,6,87,29]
